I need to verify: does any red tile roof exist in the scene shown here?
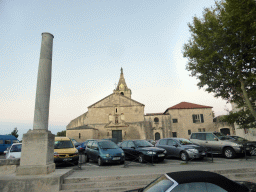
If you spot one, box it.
[165,102,213,111]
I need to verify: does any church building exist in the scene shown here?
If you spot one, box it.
[66,68,148,143]
[66,68,233,143]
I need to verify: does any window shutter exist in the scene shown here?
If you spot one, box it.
[192,115,196,123]
[200,114,204,123]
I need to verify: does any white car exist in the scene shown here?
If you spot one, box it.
[4,143,22,159]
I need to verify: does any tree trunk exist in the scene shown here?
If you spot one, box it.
[240,78,256,120]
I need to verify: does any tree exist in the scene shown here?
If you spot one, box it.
[10,127,19,138]
[183,0,256,128]
[56,130,66,136]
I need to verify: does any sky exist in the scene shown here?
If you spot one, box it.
[0,0,232,140]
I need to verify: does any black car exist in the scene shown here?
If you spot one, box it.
[125,170,256,192]
[227,136,256,154]
[119,140,166,163]
[156,138,206,161]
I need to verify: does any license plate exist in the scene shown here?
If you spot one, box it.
[158,154,165,157]
[63,158,72,161]
[113,157,121,160]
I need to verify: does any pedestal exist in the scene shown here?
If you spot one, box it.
[16,129,55,175]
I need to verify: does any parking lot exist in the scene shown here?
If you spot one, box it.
[55,154,256,170]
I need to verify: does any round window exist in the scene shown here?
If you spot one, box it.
[154,117,159,123]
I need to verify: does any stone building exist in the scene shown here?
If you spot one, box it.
[66,68,147,143]
[66,68,226,142]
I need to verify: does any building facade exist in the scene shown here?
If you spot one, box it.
[66,68,229,142]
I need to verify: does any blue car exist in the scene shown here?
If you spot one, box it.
[86,140,125,166]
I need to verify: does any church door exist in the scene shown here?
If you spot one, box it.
[112,130,122,143]
[155,132,160,141]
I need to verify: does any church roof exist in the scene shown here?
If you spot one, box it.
[88,93,144,108]
[164,102,212,113]
[66,125,96,130]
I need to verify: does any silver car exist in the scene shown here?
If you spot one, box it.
[190,132,244,158]
[156,138,205,161]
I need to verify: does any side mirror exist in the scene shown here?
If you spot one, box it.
[174,144,178,147]
[214,137,218,141]
[95,147,99,150]
[131,146,135,149]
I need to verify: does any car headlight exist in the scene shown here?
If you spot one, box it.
[186,149,199,153]
[163,150,167,154]
[102,153,110,157]
[121,152,125,156]
[75,149,78,154]
[147,151,156,155]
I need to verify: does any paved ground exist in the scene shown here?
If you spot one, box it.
[56,155,256,179]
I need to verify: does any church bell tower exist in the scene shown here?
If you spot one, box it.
[114,68,131,98]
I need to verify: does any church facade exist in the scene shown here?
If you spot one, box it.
[66,68,233,143]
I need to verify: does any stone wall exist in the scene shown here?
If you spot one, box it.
[66,128,99,143]
[167,108,216,139]
[0,159,20,175]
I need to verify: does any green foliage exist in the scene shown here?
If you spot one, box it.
[57,130,66,136]
[10,128,19,138]
[183,0,256,127]
[222,108,256,129]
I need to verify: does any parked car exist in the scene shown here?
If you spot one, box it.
[125,170,256,192]
[54,137,79,164]
[86,140,125,166]
[227,135,256,155]
[190,132,244,159]
[76,139,97,151]
[70,138,81,147]
[146,139,156,146]
[156,138,206,161]
[0,135,19,154]
[4,143,22,159]
[119,140,166,163]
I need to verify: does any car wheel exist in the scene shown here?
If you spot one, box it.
[198,156,204,160]
[224,147,236,159]
[180,152,189,161]
[138,154,144,163]
[98,157,103,166]
[120,160,125,165]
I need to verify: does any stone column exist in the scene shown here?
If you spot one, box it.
[17,33,55,175]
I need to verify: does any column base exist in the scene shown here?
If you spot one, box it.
[16,163,55,176]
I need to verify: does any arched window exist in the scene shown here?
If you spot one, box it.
[154,117,159,123]
[115,116,118,124]
[120,92,124,95]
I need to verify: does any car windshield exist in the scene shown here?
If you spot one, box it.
[178,139,193,145]
[54,141,74,149]
[213,132,229,140]
[134,140,153,147]
[143,175,174,192]
[10,144,22,152]
[98,141,118,149]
